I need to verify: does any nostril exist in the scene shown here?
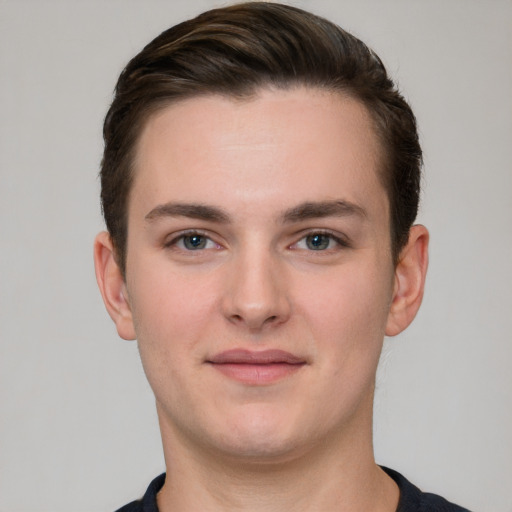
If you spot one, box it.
[229,313,280,327]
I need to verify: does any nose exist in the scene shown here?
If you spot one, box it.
[221,248,291,331]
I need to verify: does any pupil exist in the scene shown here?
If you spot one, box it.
[307,234,329,250]
[184,235,206,250]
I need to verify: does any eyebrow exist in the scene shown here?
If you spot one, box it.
[144,200,366,224]
[281,200,367,223]
[145,203,231,223]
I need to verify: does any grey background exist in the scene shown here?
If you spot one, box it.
[1,1,511,511]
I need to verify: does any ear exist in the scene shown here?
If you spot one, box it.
[93,231,136,340]
[385,225,429,337]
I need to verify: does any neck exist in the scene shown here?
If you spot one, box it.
[155,396,399,512]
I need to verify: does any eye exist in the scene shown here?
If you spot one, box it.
[292,232,347,251]
[167,232,220,251]
[305,233,332,250]
[182,234,208,250]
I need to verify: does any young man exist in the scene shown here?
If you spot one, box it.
[94,3,470,511]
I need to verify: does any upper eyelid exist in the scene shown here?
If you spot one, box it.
[285,233,350,255]
[164,229,218,247]
[162,228,350,248]
[293,229,349,244]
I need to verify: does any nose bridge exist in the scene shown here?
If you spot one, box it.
[223,237,290,330]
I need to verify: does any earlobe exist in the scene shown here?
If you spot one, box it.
[385,225,429,337]
[93,231,136,340]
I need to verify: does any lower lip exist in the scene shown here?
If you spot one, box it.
[209,363,304,385]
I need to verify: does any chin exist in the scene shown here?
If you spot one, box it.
[215,435,307,466]
[206,407,314,463]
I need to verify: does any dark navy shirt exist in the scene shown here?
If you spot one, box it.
[115,467,471,511]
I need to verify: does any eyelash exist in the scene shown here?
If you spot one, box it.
[164,230,349,253]
[290,231,350,252]
[164,230,221,251]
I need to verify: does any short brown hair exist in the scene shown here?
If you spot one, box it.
[101,2,422,276]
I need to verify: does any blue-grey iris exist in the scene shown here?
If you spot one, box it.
[306,234,330,250]
[184,235,207,250]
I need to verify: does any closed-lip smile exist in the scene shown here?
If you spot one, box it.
[206,349,306,385]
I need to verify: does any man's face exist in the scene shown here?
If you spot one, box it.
[120,87,398,460]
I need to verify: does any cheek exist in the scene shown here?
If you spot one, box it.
[278,271,389,433]
[126,265,222,413]
[126,262,219,361]
[294,263,393,379]
[298,265,391,334]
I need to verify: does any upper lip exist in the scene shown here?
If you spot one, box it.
[207,349,305,365]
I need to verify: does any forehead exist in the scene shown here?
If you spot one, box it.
[131,87,388,221]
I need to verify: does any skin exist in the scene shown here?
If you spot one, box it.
[95,87,428,511]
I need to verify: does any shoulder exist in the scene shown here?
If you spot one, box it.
[113,473,166,512]
[114,501,142,512]
[382,467,472,512]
